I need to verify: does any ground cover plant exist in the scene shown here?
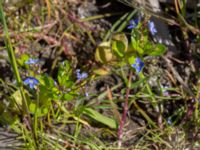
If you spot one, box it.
[0,0,200,149]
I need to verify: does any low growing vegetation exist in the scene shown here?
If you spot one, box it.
[0,0,200,149]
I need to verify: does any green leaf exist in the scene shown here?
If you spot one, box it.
[38,74,60,100]
[9,89,30,113]
[83,108,118,129]
[131,37,144,54]
[130,76,148,88]
[148,44,166,56]
[111,33,128,58]
[29,102,49,117]
[93,67,110,76]
[17,54,29,66]
[143,41,153,51]
[12,90,23,107]
[61,91,76,101]
[29,102,36,113]
[0,111,18,125]
[128,55,136,65]
[57,60,74,88]
[95,42,115,63]
[40,75,55,87]
[8,89,33,117]
[39,85,60,104]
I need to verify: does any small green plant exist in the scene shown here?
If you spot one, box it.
[95,16,166,146]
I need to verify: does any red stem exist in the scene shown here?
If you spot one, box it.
[118,71,133,145]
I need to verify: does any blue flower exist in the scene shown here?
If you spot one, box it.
[148,21,157,35]
[76,69,88,80]
[127,19,139,29]
[23,77,39,89]
[131,57,144,73]
[161,85,170,96]
[85,92,89,97]
[167,118,172,125]
[25,58,39,65]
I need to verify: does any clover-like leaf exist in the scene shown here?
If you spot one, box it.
[111,33,128,58]
[95,42,115,63]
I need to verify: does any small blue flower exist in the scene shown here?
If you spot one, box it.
[85,92,89,97]
[161,85,170,96]
[148,21,157,35]
[127,19,139,29]
[25,58,39,65]
[131,57,144,73]
[167,118,172,125]
[23,77,39,89]
[76,69,88,80]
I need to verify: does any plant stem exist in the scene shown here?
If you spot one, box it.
[118,71,132,147]
[0,2,38,149]
[0,0,30,116]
